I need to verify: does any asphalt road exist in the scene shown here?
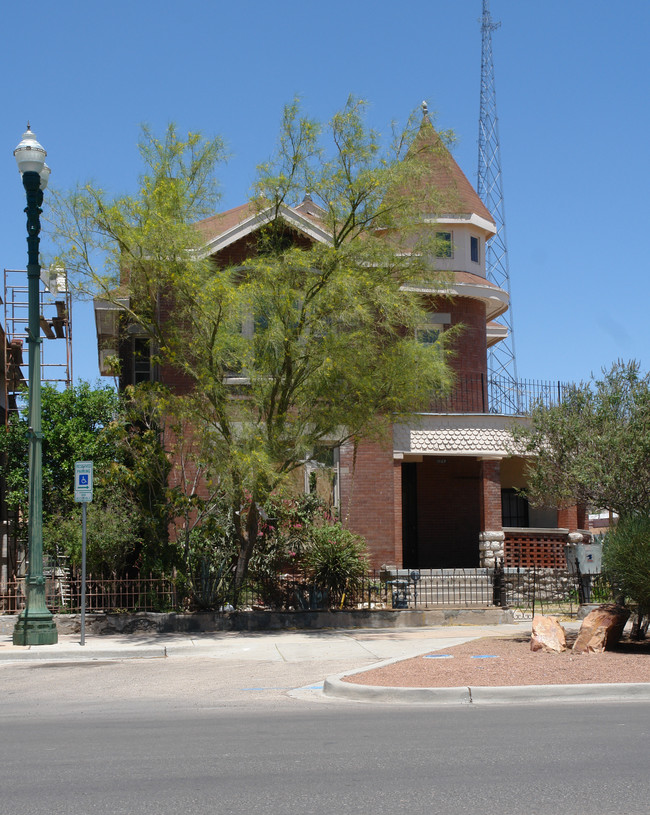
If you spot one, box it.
[2,656,650,815]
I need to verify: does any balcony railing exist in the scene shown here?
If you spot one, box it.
[428,373,569,415]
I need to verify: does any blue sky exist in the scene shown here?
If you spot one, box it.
[1,0,647,387]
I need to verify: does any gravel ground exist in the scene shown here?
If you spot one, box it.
[343,635,650,687]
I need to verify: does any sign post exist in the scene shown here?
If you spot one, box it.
[74,461,93,646]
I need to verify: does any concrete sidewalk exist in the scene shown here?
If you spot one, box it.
[0,621,533,664]
[4,620,647,707]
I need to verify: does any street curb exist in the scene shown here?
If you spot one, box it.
[324,674,473,704]
[323,649,650,705]
[0,646,167,663]
[323,671,650,705]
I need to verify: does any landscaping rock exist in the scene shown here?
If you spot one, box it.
[572,604,630,654]
[530,614,567,652]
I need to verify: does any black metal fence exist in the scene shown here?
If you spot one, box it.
[0,573,179,615]
[495,567,614,618]
[428,373,569,415]
[0,566,614,616]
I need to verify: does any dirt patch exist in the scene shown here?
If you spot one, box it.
[343,635,650,688]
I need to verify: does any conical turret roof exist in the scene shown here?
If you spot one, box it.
[403,114,495,226]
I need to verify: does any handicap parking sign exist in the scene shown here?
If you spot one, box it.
[74,461,93,503]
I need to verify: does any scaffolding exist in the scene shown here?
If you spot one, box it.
[1,267,73,601]
[2,266,73,422]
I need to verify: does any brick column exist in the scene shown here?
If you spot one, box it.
[478,457,504,568]
[558,505,578,531]
[339,437,399,568]
[559,504,585,545]
[577,503,588,531]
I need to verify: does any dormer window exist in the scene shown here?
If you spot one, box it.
[435,231,452,258]
[470,236,480,263]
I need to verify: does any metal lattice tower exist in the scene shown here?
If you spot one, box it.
[477,0,519,407]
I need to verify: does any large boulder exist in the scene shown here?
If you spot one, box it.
[572,604,630,654]
[530,614,567,653]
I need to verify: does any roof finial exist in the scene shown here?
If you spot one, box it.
[421,101,428,118]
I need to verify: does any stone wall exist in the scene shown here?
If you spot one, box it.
[0,606,514,636]
[503,567,574,606]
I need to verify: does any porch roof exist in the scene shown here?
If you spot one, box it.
[393,413,529,458]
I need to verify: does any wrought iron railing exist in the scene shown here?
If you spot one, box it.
[0,567,613,616]
[0,573,179,614]
[429,373,569,415]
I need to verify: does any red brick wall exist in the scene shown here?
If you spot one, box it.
[445,296,488,379]
[577,503,587,530]
[339,438,400,568]
[424,295,488,412]
[393,459,402,563]
[479,459,502,531]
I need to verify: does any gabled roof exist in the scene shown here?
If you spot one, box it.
[405,116,495,226]
[195,198,332,257]
[195,202,257,244]
[195,114,495,256]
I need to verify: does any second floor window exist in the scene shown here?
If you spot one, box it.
[133,337,153,384]
[470,236,480,263]
[416,312,450,346]
[435,231,452,258]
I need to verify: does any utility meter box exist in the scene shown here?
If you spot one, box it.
[565,541,603,575]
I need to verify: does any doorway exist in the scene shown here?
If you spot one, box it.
[401,457,480,568]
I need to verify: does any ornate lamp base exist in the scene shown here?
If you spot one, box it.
[13,610,58,646]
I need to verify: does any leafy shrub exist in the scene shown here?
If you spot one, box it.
[303,524,369,605]
[44,483,143,578]
[603,515,650,638]
[262,491,333,567]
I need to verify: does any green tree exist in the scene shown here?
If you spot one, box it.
[0,382,119,525]
[514,360,650,636]
[48,101,457,602]
[0,382,174,577]
[513,360,650,518]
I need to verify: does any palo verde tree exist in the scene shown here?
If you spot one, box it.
[48,100,459,601]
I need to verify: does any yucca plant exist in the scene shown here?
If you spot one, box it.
[602,515,650,639]
[304,524,369,606]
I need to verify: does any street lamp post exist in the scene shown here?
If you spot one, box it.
[12,126,57,645]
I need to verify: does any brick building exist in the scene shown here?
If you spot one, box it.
[95,113,587,570]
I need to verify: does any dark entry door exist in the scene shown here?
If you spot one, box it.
[401,463,419,567]
[403,458,480,568]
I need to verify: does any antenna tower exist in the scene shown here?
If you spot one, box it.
[477,0,519,410]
